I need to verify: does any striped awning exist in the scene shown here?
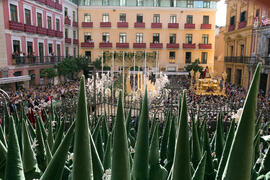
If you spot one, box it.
[0,75,31,85]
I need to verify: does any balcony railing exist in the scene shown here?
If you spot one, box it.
[168,23,179,28]
[199,44,212,49]
[82,22,93,28]
[224,56,252,64]
[9,21,24,31]
[11,55,64,66]
[169,59,176,64]
[133,43,146,48]
[183,43,196,49]
[36,27,47,35]
[81,42,94,48]
[73,21,78,27]
[55,3,62,11]
[65,38,72,44]
[117,22,129,28]
[150,43,163,49]
[228,25,235,32]
[64,17,71,25]
[151,23,162,28]
[116,43,129,48]
[184,23,195,29]
[47,29,55,37]
[100,22,111,28]
[73,39,78,44]
[201,24,211,29]
[56,31,63,38]
[36,0,46,4]
[99,42,112,48]
[134,22,145,28]
[46,0,55,8]
[238,21,247,29]
[24,24,36,33]
[166,43,179,49]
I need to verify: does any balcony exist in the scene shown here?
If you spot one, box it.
[150,43,163,49]
[9,21,24,31]
[134,22,145,28]
[81,42,94,48]
[37,27,47,35]
[117,22,129,28]
[36,0,46,4]
[166,43,179,49]
[133,43,146,48]
[183,43,196,49]
[238,21,247,29]
[228,25,235,32]
[168,23,179,28]
[224,56,252,64]
[169,59,176,64]
[100,22,111,28]
[184,23,195,29]
[116,43,129,48]
[65,38,72,44]
[11,55,64,65]
[24,24,36,33]
[199,44,212,49]
[55,31,63,38]
[64,17,71,25]
[73,39,78,45]
[151,23,162,28]
[201,24,212,29]
[55,2,62,11]
[73,21,78,27]
[99,42,112,48]
[82,22,93,28]
[47,29,55,37]
[46,0,55,8]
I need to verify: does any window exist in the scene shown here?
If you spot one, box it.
[240,11,246,22]
[170,0,175,7]
[65,29,68,38]
[256,9,260,17]
[65,47,69,57]
[153,14,160,23]
[48,44,53,55]
[187,0,194,8]
[47,16,52,29]
[136,0,143,6]
[13,40,20,53]
[57,44,61,56]
[27,42,33,55]
[56,19,60,31]
[25,9,31,25]
[153,0,160,7]
[85,51,91,62]
[153,33,160,43]
[203,1,210,8]
[169,34,176,44]
[201,52,208,64]
[120,0,126,6]
[39,43,44,57]
[84,13,91,22]
[170,15,177,23]
[73,48,76,56]
[73,11,76,22]
[202,34,209,44]
[203,16,209,24]
[102,33,110,42]
[37,13,42,27]
[240,45,245,56]
[102,13,109,22]
[73,31,76,39]
[169,51,175,59]
[185,52,191,63]
[136,33,143,43]
[120,13,126,22]
[10,4,18,22]
[119,33,126,43]
[230,16,235,25]
[64,7,68,17]
[230,46,234,56]
[102,0,109,5]
[84,33,91,42]
[186,34,192,44]
[137,14,143,23]
[186,15,193,24]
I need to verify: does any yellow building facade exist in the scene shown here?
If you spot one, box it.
[78,0,218,72]
[214,26,225,77]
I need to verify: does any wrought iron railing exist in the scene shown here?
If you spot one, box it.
[11,56,65,66]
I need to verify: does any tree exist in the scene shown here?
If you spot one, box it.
[185,59,203,73]
[40,68,57,79]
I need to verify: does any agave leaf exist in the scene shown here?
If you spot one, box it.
[4,116,25,180]
[111,91,131,180]
[51,119,65,155]
[165,115,176,172]
[192,152,206,180]
[215,113,224,163]
[0,125,7,147]
[103,133,112,170]
[192,113,202,169]
[222,63,261,180]
[171,90,191,180]
[258,146,270,175]
[36,115,47,172]
[95,130,104,161]
[47,113,54,150]
[72,76,93,180]
[160,110,172,165]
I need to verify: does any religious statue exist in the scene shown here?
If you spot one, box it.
[202,66,211,79]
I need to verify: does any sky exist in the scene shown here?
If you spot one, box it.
[216,0,227,26]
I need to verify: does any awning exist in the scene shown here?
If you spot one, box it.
[0,75,31,85]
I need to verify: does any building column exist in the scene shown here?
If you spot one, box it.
[266,73,270,97]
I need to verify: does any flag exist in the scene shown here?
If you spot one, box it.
[262,17,270,26]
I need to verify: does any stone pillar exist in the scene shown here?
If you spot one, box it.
[266,73,270,97]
